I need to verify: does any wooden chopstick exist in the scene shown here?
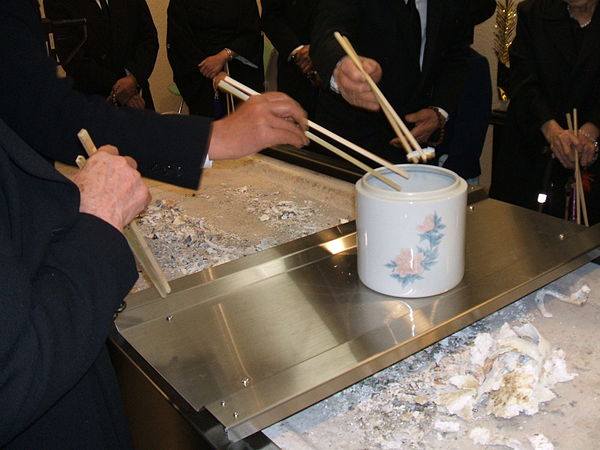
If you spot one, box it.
[220,76,409,180]
[76,129,172,297]
[333,32,428,162]
[219,77,410,188]
[565,111,589,226]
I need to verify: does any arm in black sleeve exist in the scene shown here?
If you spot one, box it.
[1,0,208,189]
[0,209,137,444]
[310,0,359,86]
[261,0,302,59]
[167,0,208,79]
[227,0,263,66]
[43,0,122,95]
[125,0,159,84]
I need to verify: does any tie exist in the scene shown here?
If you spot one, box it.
[406,0,421,71]
[98,0,110,22]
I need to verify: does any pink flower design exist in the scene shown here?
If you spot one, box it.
[417,214,435,232]
[393,249,425,277]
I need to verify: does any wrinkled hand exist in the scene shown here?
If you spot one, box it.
[333,56,382,111]
[111,74,139,105]
[72,147,151,232]
[208,92,309,160]
[124,93,145,110]
[542,120,582,169]
[396,108,440,145]
[291,45,314,75]
[198,50,229,79]
[578,122,600,167]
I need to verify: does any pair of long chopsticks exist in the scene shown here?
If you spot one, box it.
[566,109,589,226]
[218,75,409,191]
[76,129,172,297]
[333,32,428,163]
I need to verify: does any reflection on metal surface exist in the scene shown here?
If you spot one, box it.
[116,197,600,442]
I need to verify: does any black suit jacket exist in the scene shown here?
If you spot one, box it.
[44,0,159,110]
[167,0,264,116]
[0,119,136,447]
[261,0,320,115]
[0,0,210,189]
[311,0,469,162]
[490,0,600,215]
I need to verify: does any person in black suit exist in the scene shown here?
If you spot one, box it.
[489,0,600,223]
[0,118,150,448]
[262,0,320,118]
[44,0,159,110]
[310,0,469,164]
[0,0,308,444]
[435,0,496,182]
[167,0,264,117]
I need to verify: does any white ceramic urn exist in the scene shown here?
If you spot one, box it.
[356,164,467,297]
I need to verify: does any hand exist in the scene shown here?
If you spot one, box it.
[71,147,151,232]
[542,120,579,169]
[124,93,145,110]
[291,45,314,75]
[212,71,228,90]
[333,56,382,111]
[208,92,309,160]
[198,50,229,79]
[400,108,440,144]
[578,122,599,167]
[111,74,139,105]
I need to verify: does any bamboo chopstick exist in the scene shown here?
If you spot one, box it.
[333,32,429,162]
[76,129,172,297]
[218,76,410,188]
[220,76,409,179]
[565,111,589,226]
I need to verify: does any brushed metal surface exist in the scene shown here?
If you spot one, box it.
[115,198,600,441]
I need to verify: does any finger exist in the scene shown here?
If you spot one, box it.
[123,155,138,169]
[97,145,119,155]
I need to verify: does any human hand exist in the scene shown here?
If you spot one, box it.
[578,122,599,167]
[333,56,382,111]
[208,92,309,160]
[124,93,145,110]
[198,50,230,79]
[399,108,440,144]
[111,74,139,105]
[542,120,578,169]
[212,71,228,90]
[72,147,151,232]
[291,45,313,75]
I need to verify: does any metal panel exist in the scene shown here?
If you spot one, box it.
[115,198,600,441]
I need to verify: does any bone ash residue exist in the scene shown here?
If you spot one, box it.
[131,197,348,291]
[265,296,580,450]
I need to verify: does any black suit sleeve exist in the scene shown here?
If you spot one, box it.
[44,0,123,95]
[1,0,209,189]
[0,205,137,444]
[508,1,555,132]
[310,0,358,87]
[125,0,159,85]
[262,0,302,59]
[227,0,262,66]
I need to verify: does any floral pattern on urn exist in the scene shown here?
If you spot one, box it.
[386,213,445,286]
[356,165,467,298]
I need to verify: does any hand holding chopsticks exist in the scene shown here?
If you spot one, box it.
[218,75,410,191]
[76,129,172,297]
[566,109,589,227]
[333,32,430,163]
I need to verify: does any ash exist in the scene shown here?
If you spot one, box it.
[132,195,349,291]
[264,295,573,449]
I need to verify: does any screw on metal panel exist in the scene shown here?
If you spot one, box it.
[468,205,475,212]
[241,377,250,387]
[233,411,239,419]
[558,233,565,240]
[165,315,173,322]
[220,401,226,407]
